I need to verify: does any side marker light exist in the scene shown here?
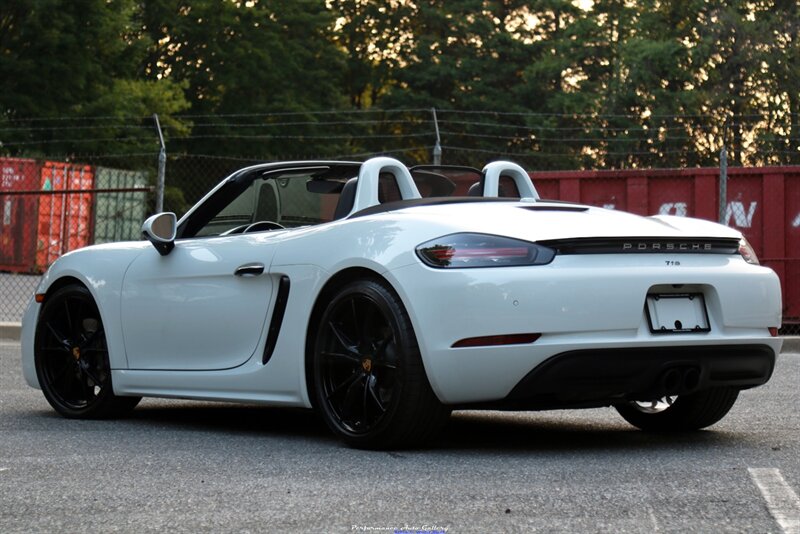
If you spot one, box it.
[769,327,778,337]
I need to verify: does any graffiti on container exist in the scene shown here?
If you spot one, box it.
[657,201,757,228]
[658,202,688,217]
[724,201,757,228]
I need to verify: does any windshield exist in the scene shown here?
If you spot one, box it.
[195,171,348,237]
[179,162,485,239]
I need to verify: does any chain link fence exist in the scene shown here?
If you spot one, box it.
[0,157,152,322]
[2,151,798,335]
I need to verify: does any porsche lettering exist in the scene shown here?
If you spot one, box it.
[622,242,713,251]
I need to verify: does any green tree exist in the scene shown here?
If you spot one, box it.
[618,0,709,167]
[745,0,800,165]
[692,1,764,165]
[329,0,413,109]
[0,0,189,157]
[140,0,348,158]
[516,0,591,170]
[381,0,565,167]
[564,0,642,169]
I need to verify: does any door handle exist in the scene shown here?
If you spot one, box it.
[234,263,265,277]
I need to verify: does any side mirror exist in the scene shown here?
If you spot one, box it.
[142,212,177,256]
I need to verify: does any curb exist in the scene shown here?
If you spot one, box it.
[782,336,800,353]
[0,322,22,341]
[1,320,798,352]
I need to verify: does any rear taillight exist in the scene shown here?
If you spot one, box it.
[739,237,759,265]
[416,233,555,268]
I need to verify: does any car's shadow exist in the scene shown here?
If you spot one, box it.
[82,401,749,454]
[126,402,333,441]
[439,411,739,452]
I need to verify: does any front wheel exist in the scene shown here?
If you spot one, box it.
[312,279,450,449]
[615,387,739,432]
[34,285,141,419]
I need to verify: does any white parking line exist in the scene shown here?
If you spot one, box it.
[647,508,660,533]
[749,468,800,534]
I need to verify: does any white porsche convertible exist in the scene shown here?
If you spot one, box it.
[21,157,782,449]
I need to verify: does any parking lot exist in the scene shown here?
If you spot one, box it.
[1,339,798,533]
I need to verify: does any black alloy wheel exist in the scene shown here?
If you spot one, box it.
[615,387,739,432]
[313,279,450,449]
[34,285,140,418]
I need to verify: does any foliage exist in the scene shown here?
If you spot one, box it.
[139,0,347,158]
[0,0,190,159]
[1,0,799,170]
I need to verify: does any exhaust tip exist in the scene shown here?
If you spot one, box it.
[661,368,681,392]
[683,367,701,392]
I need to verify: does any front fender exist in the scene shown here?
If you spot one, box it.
[23,243,149,376]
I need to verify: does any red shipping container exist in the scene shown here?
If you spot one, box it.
[0,157,42,273]
[36,162,95,271]
[786,170,800,326]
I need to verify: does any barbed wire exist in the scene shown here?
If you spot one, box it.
[166,153,270,163]
[0,124,156,133]
[1,137,159,147]
[3,113,795,140]
[438,109,800,120]
[437,119,720,133]
[5,131,798,146]
[168,132,434,141]
[330,147,425,159]
[183,119,428,129]
[171,108,433,119]
[440,145,701,157]
[2,109,799,170]
[436,131,737,143]
[0,108,434,123]
[6,108,800,124]
[0,152,161,163]
[3,147,794,163]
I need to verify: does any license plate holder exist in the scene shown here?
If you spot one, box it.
[645,293,710,334]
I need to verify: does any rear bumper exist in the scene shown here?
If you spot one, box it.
[387,256,783,404]
[493,343,776,410]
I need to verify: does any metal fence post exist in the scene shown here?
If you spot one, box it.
[153,114,166,214]
[431,108,442,165]
[719,144,728,225]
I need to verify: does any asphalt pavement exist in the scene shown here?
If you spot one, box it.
[1,341,798,533]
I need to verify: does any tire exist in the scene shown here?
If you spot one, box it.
[34,285,141,419]
[312,279,450,449]
[615,387,739,432]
